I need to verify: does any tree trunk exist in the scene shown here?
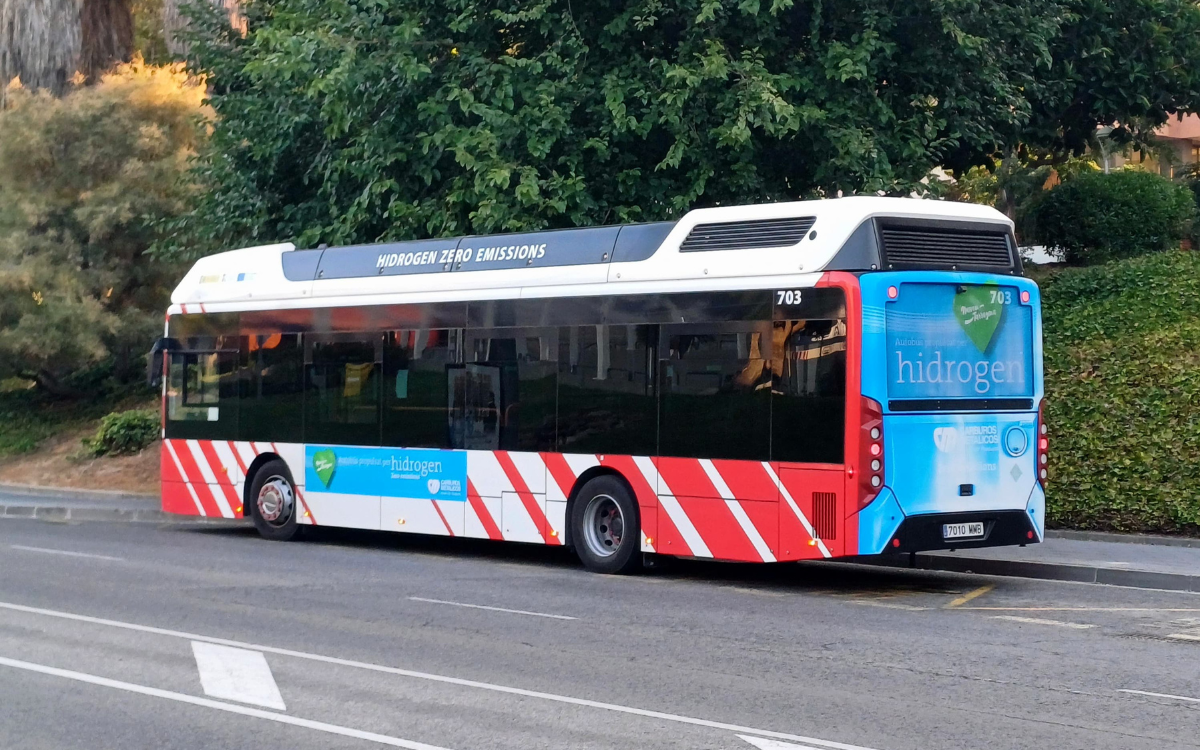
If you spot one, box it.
[79,0,133,81]
[162,0,242,56]
[0,0,82,98]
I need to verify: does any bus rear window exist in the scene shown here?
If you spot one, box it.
[886,283,1033,402]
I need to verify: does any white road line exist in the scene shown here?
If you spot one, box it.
[407,597,576,621]
[1118,689,1200,704]
[1167,633,1200,642]
[9,545,123,562]
[192,641,286,710]
[0,654,450,750]
[740,734,828,750]
[0,599,880,750]
[991,615,1095,629]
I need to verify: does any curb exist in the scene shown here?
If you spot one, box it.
[0,482,157,505]
[0,505,242,525]
[872,553,1200,592]
[1046,529,1200,549]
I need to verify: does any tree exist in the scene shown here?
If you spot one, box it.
[161,0,1200,259]
[0,60,206,395]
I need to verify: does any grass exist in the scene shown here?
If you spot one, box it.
[0,383,157,458]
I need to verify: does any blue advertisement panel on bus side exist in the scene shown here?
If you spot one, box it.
[857,271,1045,555]
[305,445,467,502]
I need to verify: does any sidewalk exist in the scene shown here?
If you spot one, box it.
[0,483,233,524]
[872,532,1200,592]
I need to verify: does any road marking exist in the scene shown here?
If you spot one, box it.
[192,641,286,710]
[945,584,993,608]
[1119,689,1200,704]
[407,597,576,621]
[849,600,929,611]
[1167,633,1200,642]
[962,607,1200,612]
[740,734,827,750]
[991,616,1095,629]
[0,599,880,750]
[9,545,123,562]
[0,654,450,749]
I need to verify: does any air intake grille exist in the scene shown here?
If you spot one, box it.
[880,227,1013,270]
[680,217,816,252]
[813,492,837,540]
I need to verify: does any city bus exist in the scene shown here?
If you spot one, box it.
[152,197,1046,573]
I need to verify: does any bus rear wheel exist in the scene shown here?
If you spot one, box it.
[248,459,300,542]
[571,476,641,574]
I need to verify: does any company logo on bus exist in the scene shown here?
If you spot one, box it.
[933,427,959,453]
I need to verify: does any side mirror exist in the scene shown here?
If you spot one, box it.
[147,337,181,388]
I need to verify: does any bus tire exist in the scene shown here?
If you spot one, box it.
[571,476,641,574]
[248,459,300,542]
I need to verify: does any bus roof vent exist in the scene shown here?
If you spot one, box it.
[680,216,816,252]
[879,225,1015,271]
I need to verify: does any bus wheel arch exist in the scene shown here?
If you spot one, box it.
[242,452,282,513]
[566,469,642,574]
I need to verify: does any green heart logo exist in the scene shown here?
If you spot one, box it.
[313,449,337,488]
[954,284,1004,353]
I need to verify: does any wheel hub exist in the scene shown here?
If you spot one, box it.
[257,477,294,526]
[582,494,624,558]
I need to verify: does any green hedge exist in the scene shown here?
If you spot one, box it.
[1031,170,1195,265]
[85,409,160,457]
[1041,251,1200,533]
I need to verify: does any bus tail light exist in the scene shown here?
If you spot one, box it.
[1037,401,1048,484]
[859,396,884,510]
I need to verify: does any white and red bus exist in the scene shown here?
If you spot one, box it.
[154,197,1046,573]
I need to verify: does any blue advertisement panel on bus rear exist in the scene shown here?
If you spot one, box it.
[304,445,467,501]
[857,271,1045,556]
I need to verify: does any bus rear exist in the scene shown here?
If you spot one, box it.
[855,269,1044,555]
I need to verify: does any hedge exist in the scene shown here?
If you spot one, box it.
[85,409,160,456]
[1041,250,1200,534]
[1031,170,1195,265]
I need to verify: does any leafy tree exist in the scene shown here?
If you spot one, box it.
[0,60,206,395]
[162,0,1200,258]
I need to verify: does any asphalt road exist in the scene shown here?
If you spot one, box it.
[1,518,1199,750]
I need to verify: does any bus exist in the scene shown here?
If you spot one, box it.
[151,196,1046,574]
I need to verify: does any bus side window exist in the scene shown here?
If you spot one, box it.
[165,347,238,440]
[238,333,303,444]
[556,324,657,457]
[452,327,556,452]
[771,319,847,464]
[305,333,382,447]
[383,329,454,449]
[658,322,772,461]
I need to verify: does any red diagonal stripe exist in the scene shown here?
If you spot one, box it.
[199,440,240,516]
[467,479,502,540]
[494,451,551,544]
[658,458,759,561]
[431,500,454,536]
[171,441,221,517]
[161,442,184,484]
[542,452,578,501]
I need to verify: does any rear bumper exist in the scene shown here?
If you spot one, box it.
[886,510,1038,553]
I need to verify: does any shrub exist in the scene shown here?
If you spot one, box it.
[1041,251,1200,534]
[86,409,160,456]
[1030,170,1194,265]
[0,59,205,397]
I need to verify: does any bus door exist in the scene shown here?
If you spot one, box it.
[457,326,556,543]
[770,307,851,560]
[656,322,779,563]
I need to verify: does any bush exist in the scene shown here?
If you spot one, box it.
[86,409,160,456]
[1031,170,1195,265]
[0,59,205,397]
[1041,251,1200,534]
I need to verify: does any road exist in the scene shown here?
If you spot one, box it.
[1,518,1198,750]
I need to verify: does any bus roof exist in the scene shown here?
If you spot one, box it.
[169,196,1015,313]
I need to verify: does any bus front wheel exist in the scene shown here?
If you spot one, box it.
[248,459,300,542]
[571,476,641,574]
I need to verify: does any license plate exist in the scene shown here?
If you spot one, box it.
[943,522,984,540]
